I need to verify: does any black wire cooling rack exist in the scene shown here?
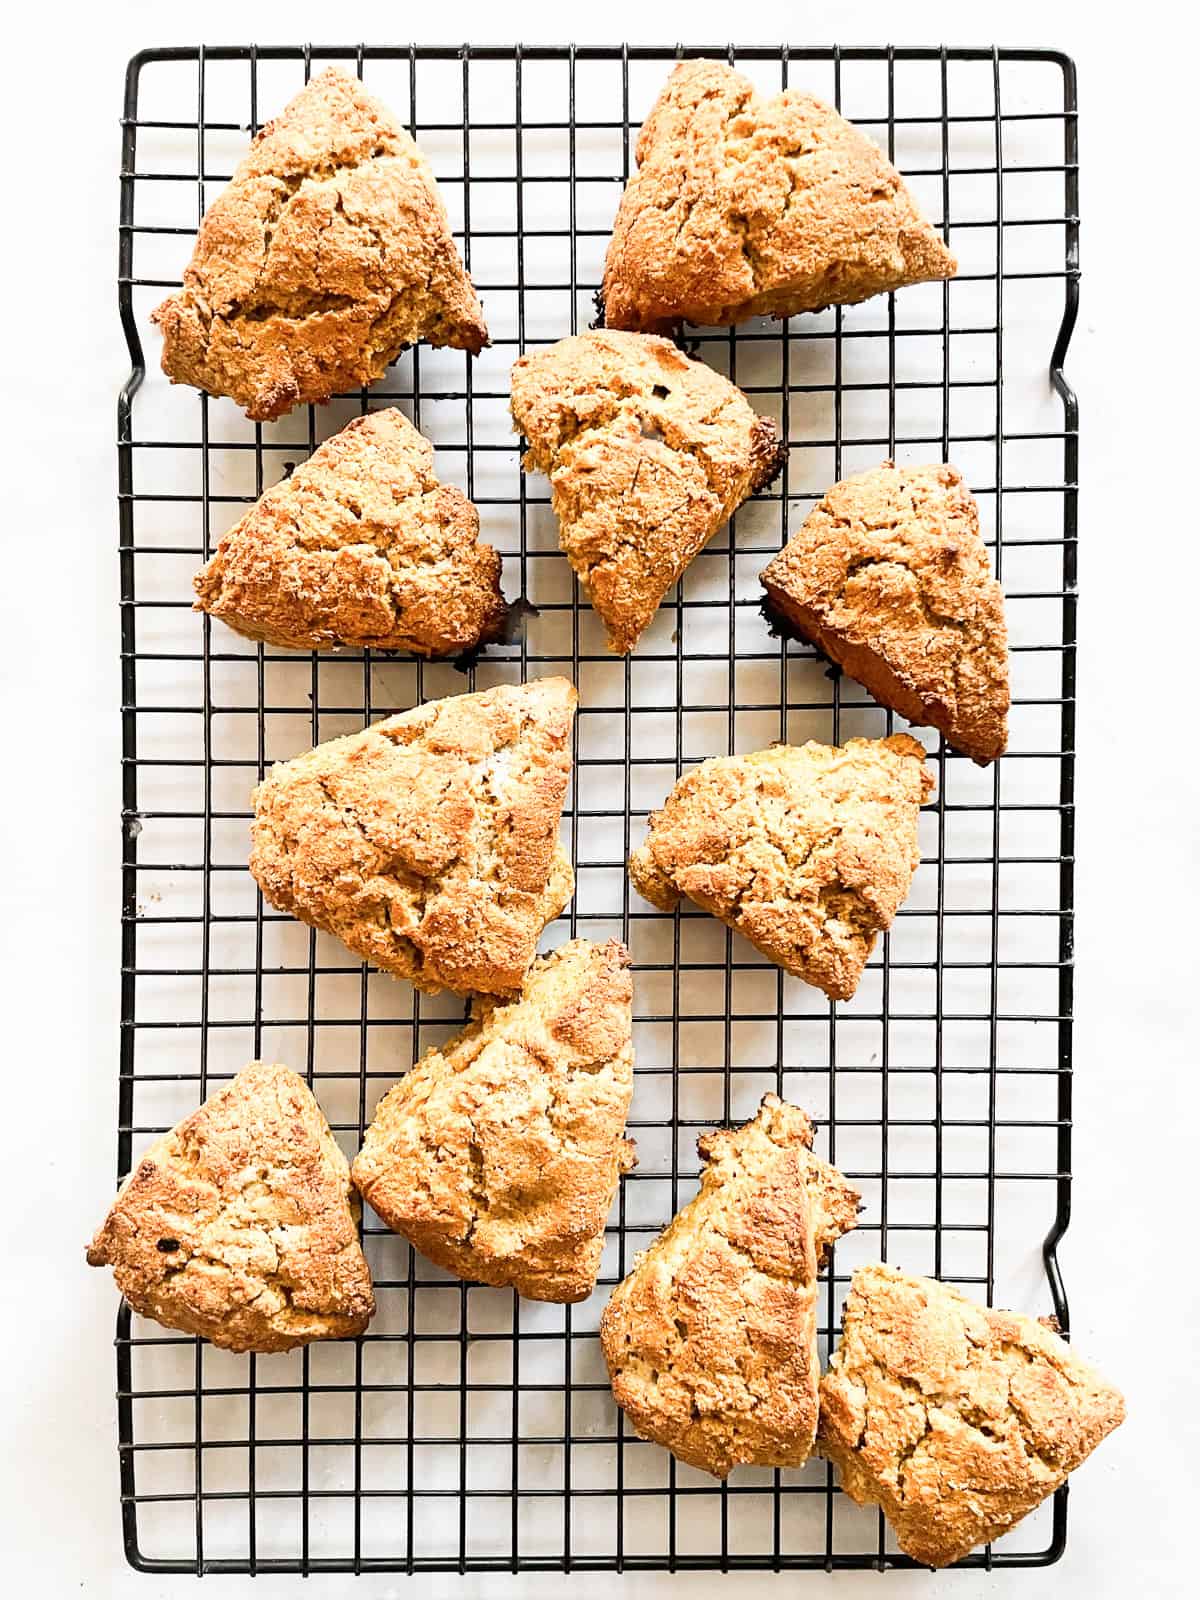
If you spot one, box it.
[115,43,1079,1574]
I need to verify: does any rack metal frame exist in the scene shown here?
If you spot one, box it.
[116,43,1079,1573]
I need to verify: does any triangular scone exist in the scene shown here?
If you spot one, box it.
[762,463,1008,764]
[600,1095,859,1477]
[250,677,576,996]
[194,409,506,654]
[353,939,634,1302]
[818,1265,1126,1566]
[601,60,956,332]
[511,330,784,653]
[86,1063,374,1353]
[629,734,932,1000]
[153,67,488,420]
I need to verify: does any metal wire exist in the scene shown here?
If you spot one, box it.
[116,43,1079,1574]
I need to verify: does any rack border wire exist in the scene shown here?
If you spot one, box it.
[116,42,1079,1575]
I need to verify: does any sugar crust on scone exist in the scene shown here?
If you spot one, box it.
[153,68,488,420]
[511,329,784,653]
[628,734,933,1000]
[194,408,506,654]
[761,462,1008,764]
[600,1094,859,1476]
[86,1062,374,1353]
[353,938,635,1302]
[249,677,577,997]
[817,1263,1126,1566]
[601,60,956,332]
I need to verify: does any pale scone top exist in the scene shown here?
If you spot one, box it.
[249,676,577,997]
[761,462,1009,764]
[602,60,956,331]
[600,1094,859,1477]
[86,1062,374,1354]
[629,734,933,1000]
[511,329,784,653]
[352,938,635,1303]
[193,408,506,655]
[153,67,488,420]
[818,1264,1125,1567]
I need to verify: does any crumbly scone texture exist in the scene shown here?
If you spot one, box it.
[249,677,576,996]
[352,939,635,1302]
[86,1063,374,1353]
[152,67,488,420]
[194,409,506,653]
[761,463,1008,764]
[600,1095,859,1477]
[628,734,933,1000]
[510,329,784,653]
[817,1264,1125,1567]
[601,60,956,332]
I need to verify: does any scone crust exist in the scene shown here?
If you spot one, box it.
[510,329,784,653]
[761,462,1008,764]
[153,67,488,420]
[602,60,956,331]
[600,1095,859,1477]
[818,1264,1125,1566]
[628,734,933,1000]
[194,409,506,654]
[352,939,635,1302]
[86,1063,374,1353]
[249,676,577,996]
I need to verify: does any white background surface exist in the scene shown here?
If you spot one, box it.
[0,2,1196,1595]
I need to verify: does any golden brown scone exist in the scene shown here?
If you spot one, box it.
[153,68,488,420]
[249,677,576,996]
[352,939,634,1302]
[86,1063,374,1353]
[510,329,783,653]
[193,409,506,654]
[629,734,932,1000]
[818,1264,1125,1566]
[600,1095,859,1477]
[761,463,1008,764]
[601,61,956,332]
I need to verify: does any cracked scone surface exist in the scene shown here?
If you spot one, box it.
[194,409,506,653]
[761,463,1008,764]
[818,1264,1125,1566]
[153,67,488,420]
[601,60,956,332]
[510,330,784,653]
[629,734,933,1000]
[600,1095,859,1477]
[86,1063,374,1353]
[352,939,634,1302]
[250,676,576,996]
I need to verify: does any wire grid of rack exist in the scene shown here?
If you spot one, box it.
[116,43,1079,1574]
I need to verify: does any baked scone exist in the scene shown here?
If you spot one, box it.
[510,329,784,653]
[153,68,488,420]
[601,60,956,332]
[600,1095,859,1477]
[86,1063,374,1353]
[818,1264,1125,1566]
[193,409,506,654]
[249,676,576,996]
[629,734,933,1000]
[761,463,1008,764]
[352,939,634,1302]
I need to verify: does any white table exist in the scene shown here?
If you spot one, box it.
[1,1,1193,1594]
